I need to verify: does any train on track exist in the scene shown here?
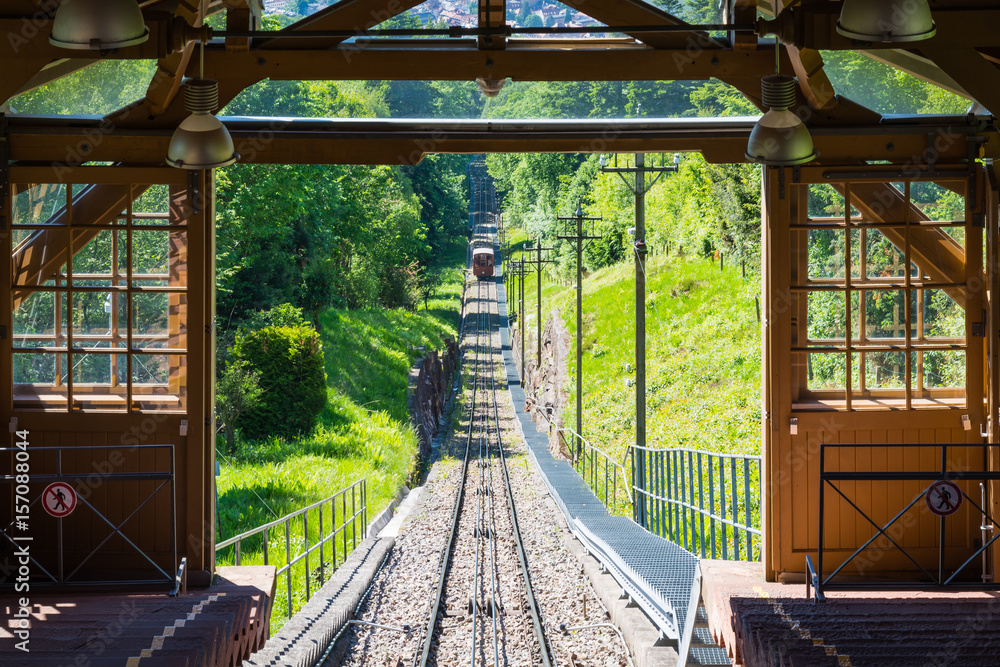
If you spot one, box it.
[472,247,495,279]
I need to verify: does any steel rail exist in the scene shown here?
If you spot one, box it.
[416,275,486,666]
[486,228,556,667]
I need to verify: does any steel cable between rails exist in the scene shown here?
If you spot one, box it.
[415,275,488,667]
[485,249,556,667]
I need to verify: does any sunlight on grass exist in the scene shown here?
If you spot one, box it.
[216,238,467,634]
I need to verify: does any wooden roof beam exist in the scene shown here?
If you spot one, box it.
[555,0,725,50]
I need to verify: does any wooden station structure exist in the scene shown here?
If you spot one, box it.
[2,0,1000,599]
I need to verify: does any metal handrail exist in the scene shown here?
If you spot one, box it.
[215,478,367,620]
[631,445,762,562]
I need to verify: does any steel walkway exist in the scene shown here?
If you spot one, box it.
[495,275,730,667]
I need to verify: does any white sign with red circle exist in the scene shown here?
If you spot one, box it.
[42,482,77,518]
[925,480,963,517]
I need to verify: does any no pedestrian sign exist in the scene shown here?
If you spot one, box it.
[43,482,77,518]
[925,480,963,517]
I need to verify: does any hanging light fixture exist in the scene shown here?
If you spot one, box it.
[837,0,936,43]
[745,75,818,166]
[167,2,239,172]
[166,79,240,170]
[50,0,149,51]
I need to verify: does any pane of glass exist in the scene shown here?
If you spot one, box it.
[132,354,186,412]
[72,292,127,348]
[12,183,67,226]
[921,289,963,339]
[865,290,912,339]
[807,352,855,391]
[808,184,846,219]
[806,228,860,280]
[807,291,860,342]
[13,352,67,386]
[72,230,116,286]
[923,350,965,389]
[912,182,965,223]
[14,291,67,347]
[13,353,68,410]
[132,229,169,284]
[133,184,174,225]
[73,352,127,387]
[864,229,916,280]
[132,293,186,350]
[132,353,171,385]
[12,227,67,287]
[865,351,907,390]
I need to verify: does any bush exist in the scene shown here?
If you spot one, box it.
[233,324,328,440]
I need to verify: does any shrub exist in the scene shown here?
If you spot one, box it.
[233,324,328,439]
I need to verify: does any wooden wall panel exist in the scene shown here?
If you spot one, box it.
[763,165,996,583]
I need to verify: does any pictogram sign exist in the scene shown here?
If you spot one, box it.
[42,482,77,518]
[925,480,963,517]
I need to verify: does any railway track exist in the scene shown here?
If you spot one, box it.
[414,217,553,666]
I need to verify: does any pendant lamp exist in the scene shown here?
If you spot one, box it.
[837,0,936,43]
[50,0,149,50]
[166,79,240,170]
[745,75,818,167]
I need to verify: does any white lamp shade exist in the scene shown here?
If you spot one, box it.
[50,0,149,50]
[837,0,936,43]
[166,114,240,170]
[745,109,818,166]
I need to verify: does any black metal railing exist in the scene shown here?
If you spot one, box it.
[632,445,762,561]
[215,478,367,620]
[570,433,633,516]
[818,443,1000,596]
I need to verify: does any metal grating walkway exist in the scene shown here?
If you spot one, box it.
[495,273,729,667]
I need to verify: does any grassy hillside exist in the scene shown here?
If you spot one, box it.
[521,254,761,466]
[216,238,467,631]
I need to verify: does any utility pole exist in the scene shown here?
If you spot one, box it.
[600,152,680,528]
[522,241,555,373]
[557,200,602,464]
[518,258,526,381]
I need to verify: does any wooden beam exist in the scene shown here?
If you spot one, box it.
[925,48,1000,117]
[256,0,428,50]
[555,0,723,50]
[9,115,987,165]
[861,49,971,101]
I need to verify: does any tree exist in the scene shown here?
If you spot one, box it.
[217,360,262,454]
[234,324,328,440]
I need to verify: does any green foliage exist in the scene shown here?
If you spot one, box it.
[217,360,263,454]
[233,324,328,439]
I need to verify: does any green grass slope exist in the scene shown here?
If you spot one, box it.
[523,255,761,466]
[216,238,467,632]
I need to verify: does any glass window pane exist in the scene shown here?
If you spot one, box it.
[864,230,916,280]
[72,230,117,286]
[807,291,860,342]
[864,351,907,390]
[132,292,186,350]
[921,289,963,339]
[807,352,857,391]
[132,354,186,412]
[73,351,127,387]
[72,292,127,349]
[923,350,965,389]
[12,183,67,226]
[14,291,67,347]
[865,290,912,339]
[132,230,170,284]
[913,182,965,223]
[806,228,861,281]
[808,184,846,219]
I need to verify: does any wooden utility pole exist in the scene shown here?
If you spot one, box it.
[522,241,555,372]
[557,200,602,463]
